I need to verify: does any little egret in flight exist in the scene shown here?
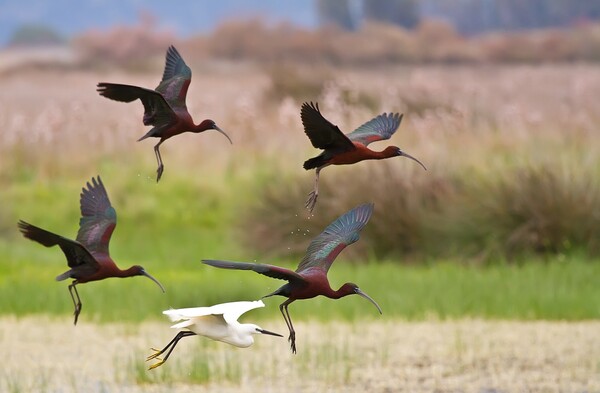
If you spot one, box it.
[147,300,282,369]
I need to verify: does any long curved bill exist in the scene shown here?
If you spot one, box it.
[142,270,165,293]
[214,125,233,145]
[400,151,427,171]
[355,288,383,314]
[257,328,284,337]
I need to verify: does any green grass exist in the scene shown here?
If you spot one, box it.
[1,157,599,322]
[0,245,598,321]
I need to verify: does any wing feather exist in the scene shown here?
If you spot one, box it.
[76,176,116,257]
[346,113,403,146]
[96,83,176,128]
[202,260,306,283]
[17,220,99,272]
[156,45,192,109]
[301,102,355,152]
[160,46,191,85]
[296,203,373,273]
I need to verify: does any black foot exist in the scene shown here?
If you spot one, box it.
[305,191,318,214]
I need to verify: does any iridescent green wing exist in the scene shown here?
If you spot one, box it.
[346,113,403,146]
[75,176,116,257]
[155,45,192,110]
[296,203,373,274]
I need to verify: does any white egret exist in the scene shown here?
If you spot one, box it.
[147,300,282,369]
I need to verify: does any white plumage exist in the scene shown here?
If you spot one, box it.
[147,300,282,369]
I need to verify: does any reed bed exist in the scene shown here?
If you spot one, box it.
[1,64,598,262]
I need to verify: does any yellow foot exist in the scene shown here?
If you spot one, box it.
[146,348,163,361]
[148,360,165,370]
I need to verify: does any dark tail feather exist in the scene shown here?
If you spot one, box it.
[303,155,327,170]
[56,270,72,281]
[262,287,288,299]
[137,127,159,142]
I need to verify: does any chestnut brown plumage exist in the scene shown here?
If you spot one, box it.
[301,102,426,212]
[97,46,231,182]
[17,176,164,325]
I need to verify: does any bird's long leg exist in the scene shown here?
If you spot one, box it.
[153,140,165,182]
[147,331,196,370]
[68,282,82,325]
[279,299,297,354]
[305,167,322,214]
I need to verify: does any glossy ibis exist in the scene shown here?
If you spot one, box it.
[97,45,232,182]
[203,203,381,353]
[17,176,165,325]
[301,102,427,213]
[147,300,282,369]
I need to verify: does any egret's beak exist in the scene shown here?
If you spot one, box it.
[400,151,427,171]
[355,288,383,314]
[257,328,284,337]
[214,125,233,144]
[141,269,165,293]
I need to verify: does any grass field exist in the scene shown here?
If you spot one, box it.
[1,253,599,322]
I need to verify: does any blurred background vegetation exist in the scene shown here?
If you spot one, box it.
[0,0,599,321]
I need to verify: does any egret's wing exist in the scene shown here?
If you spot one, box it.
[346,113,403,146]
[301,102,356,152]
[165,311,226,330]
[164,301,264,327]
[220,300,265,324]
[17,220,99,272]
[155,45,192,110]
[75,176,116,257]
[202,260,307,284]
[296,203,373,274]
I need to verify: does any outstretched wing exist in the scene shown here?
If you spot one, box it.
[96,83,177,128]
[166,300,265,326]
[160,46,191,85]
[220,300,265,324]
[346,113,403,146]
[301,102,356,152]
[155,45,192,109]
[202,260,307,284]
[75,176,116,257]
[17,220,99,274]
[296,203,373,274]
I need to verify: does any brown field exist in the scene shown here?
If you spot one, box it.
[2,317,599,392]
[2,63,599,178]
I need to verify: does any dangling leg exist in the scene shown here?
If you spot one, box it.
[147,331,196,370]
[279,299,297,354]
[153,140,165,182]
[68,282,82,325]
[305,167,322,214]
